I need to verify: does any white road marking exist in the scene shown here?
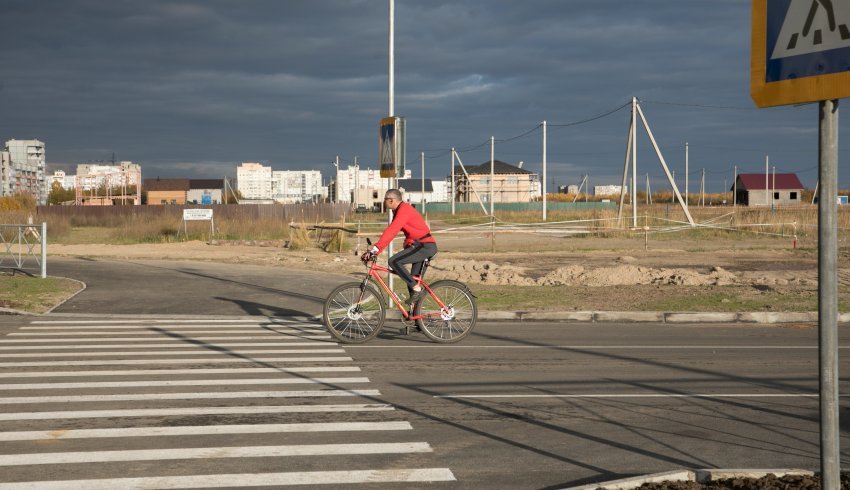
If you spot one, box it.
[20,323,325,332]
[0,468,456,489]
[0,389,382,404]
[0,442,432,466]
[435,393,832,399]
[0,377,370,389]
[0,343,334,350]
[0,367,361,378]
[0,404,395,421]
[0,337,330,343]
[29,319,317,324]
[345,345,846,349]
[0,349,344,358]
[0,421,412,441]
[11,331,329,337]
[0,357,353,367]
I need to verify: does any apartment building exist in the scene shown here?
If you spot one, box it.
[331,165,412,205]
[272,170,322,203]
[237,163,325,203]
[236,162,273,199]
[2,139,46,204]
[51,170,76,190]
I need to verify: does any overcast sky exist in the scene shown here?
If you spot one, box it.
[1,0,847,192]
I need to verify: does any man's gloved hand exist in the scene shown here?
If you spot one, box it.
[360,246,379,263]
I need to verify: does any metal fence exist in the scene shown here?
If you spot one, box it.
[0,223,46,278]
[421,201,617,214]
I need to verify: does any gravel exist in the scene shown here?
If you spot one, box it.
[627,473,850,489]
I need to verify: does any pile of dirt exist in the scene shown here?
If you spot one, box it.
[629,472,850,489]
[433,259,738,287]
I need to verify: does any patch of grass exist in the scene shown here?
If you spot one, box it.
[470,284,840,312]
[0,275,83,313]
[639,289,815,312]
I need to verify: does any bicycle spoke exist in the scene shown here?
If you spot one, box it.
[415,281,477,343]
[323,283,386,343]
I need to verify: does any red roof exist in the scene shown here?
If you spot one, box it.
[736,173,804,190]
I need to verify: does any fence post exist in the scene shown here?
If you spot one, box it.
[41,222,47,279]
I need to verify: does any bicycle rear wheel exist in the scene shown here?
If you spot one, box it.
[414,280,477,343]
[323,282,385,343]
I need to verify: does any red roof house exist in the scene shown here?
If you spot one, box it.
[733,173,805,206]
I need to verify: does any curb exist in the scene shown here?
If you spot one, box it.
[471,310,835,324]
[563,468,814,490]
[36,310,841,325]
[44,276,87,315]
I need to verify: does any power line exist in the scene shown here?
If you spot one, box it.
[548,101,631,128]
[640,99,810,111]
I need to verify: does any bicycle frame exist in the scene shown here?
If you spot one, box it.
[360,258,448,321]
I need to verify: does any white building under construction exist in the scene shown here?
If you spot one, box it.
[75,161,142,205]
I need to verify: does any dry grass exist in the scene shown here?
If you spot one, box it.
[287,225,311,250]
[6,198,849,246]
[432,203,849,241]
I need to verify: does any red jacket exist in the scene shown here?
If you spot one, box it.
[375,202,436,253]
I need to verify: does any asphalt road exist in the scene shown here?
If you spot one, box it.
[2,257,845,488]
[48,257,347,317]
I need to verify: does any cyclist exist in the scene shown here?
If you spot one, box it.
[362,188,437,306]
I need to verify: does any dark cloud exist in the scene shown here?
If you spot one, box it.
[0,0,845,191]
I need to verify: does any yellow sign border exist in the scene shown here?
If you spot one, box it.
[751,0,850,107]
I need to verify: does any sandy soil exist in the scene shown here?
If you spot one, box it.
[47,232,834,294]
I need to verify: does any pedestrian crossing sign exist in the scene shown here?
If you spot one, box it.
[751,0,850,107]
[379,116,406,178]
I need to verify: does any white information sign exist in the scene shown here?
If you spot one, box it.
[183,209,213,221]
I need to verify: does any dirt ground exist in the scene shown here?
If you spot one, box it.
[45,230,845,312]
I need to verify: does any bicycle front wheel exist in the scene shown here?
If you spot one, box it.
[323,282,386,343]
[415,280,477,343]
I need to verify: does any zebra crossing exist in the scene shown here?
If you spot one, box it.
[0,317,454,488]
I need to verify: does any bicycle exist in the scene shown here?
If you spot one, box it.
[323,242,477,344]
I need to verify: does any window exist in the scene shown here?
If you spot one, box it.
[790,192,798,200]
[774,192,780,200]
[160,200,167,204]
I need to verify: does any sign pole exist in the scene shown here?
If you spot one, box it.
[386,0,395,296]
[451,148,456,215]
[752,3,847,477]
[818,99,839,490]
[542,120,547,221]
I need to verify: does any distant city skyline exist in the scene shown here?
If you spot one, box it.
[1,1,847,193]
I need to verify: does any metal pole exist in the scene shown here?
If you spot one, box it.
[542,120,547,221]
[387,0,395,295]
[451,148,456,215]
[490,136,495,217]
[631,97,637,227]
[733,165,737,208]
[388,0,394,118]
[772,165,776,209]
[818,99,840,489]
[41,222,47,279]
[685,142,689,206]
[617,118,634,225]
[334,156,339,204]
[765,155,769,206]
[421,152,425,211]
